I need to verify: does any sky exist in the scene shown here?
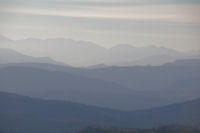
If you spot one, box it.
[0,0,200,51]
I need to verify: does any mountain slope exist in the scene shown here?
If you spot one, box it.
[0,66,141,110]
[78,125,200,133]
[78,65,200,92]
[0,92,199,133]
[0,92,128,133]
[0,48,66,65]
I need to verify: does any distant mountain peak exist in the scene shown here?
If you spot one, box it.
[0,48,67,66]
[23,37,42,41]
[0,34,12,42]
[110,44,135,49]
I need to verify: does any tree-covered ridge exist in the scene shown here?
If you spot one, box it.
[78,125,200,133]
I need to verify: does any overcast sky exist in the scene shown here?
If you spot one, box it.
[0,0,200,51]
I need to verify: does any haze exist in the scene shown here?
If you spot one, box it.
[0,0,200,51]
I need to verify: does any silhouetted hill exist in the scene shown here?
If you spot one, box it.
[78,65,200,91]
[0,66,139,110]
[77,66,200,110]
[78,125,200,133]
[0,92,199,133]
[0,92,128,133]
[0,62,78,72]
[0,61,200,110]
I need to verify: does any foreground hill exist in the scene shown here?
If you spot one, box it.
[0,92,199,133]
[78,125,200,133]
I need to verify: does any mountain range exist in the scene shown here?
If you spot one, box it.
[0,39,200,133]
[0,91,199,133]
[0,48,199,110]
[0,58,200,110]
[0,35,199,67]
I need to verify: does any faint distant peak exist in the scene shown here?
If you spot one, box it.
[111,44,135,49]
[0,48,21,54]
[0,35,12,42]
[164,58,200,67]
[23,37,42,41]
[0,48,68,66]
[144,45,167,50]
[37,37,106,49]
[45,37,68,41]
[110,44,173,51]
